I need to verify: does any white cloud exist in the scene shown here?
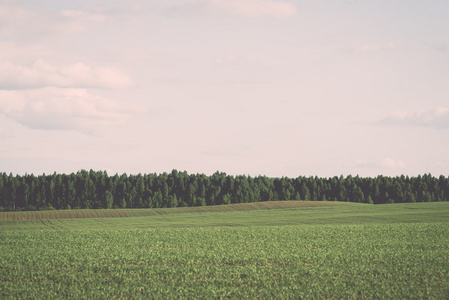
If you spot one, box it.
[381,107,449,130]
[0,87,142,133]
[355,42,398,54]
[355,44,380,54]
[141,0,297,19]
[0,3,107,38]
[0,3,38,37]
[378,157,406,168]
[0,59,132,90]
[0,42,49,63]
[60,9,107,33]
[202,146,250,157]
[204,0,297,18]
[353,157,406,169]
[71,0,297,19]
[61,10,106,23]
[436,41,449,52]
[215,54,240,65]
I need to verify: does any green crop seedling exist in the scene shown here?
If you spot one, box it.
[1,202,448,298]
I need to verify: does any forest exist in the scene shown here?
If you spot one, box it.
[0,170,448,211]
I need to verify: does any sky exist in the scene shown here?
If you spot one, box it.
[0,0,448,178]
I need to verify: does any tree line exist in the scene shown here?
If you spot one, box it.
[0,170,448,211]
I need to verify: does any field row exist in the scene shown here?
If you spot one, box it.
[0,201,345,221]
[1,202,448,231]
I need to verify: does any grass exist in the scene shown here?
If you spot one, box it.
[0,200,344,221]
[1,201,448,231]
[1,201,448,299]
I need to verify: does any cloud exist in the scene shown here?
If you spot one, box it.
[214,54,240,65]
[355,42,398,54]
[355,44,380,54]
[0,3,136,134]
[61,10,106,23]
[136,0,297,19]
[353,157,406,169]
[0,87,143,133]
[0,59,132,90]
[0,0,297,32]
[0,3,41,38]
[202,147,250,157]
[381,107,449,130]
[0,42,48,63]
[435,41,449,52]
[0,3,107,39]
[203,0,297,18]
[59,10,107,33]
[378,157,406,168]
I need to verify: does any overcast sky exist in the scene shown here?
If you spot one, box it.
[1,0,448,178]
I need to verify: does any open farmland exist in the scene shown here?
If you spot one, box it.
[0,200,345,222]
[1,202,449,299]
[1,201,448,231]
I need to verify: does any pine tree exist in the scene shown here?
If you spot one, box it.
[195,197,206,206]
[222,194,231,205]
[67,181,76,209]
[300,182,310,201]
[167,195,178,208]
[154,191,163,208]
[294,192,301,200]
[120,197,126,208]
[105,190,113,209]
[385,192,394,204]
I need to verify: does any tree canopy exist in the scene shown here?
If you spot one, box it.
[0,170,447,211]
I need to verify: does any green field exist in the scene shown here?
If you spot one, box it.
[1,202,449,298]
[0,201,345,222]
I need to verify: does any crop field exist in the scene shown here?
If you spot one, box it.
[1,201,448,231]
[1,202,449,299]
[0,200,345,222]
